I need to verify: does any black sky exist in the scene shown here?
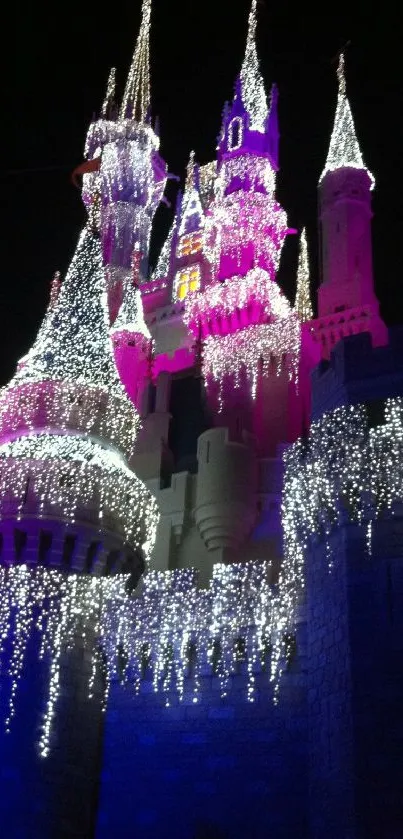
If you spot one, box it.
[1,0,402,385]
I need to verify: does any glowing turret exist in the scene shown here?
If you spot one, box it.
[82,0,167,324]
[315,53,387,356]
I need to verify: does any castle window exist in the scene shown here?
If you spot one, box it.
[228,117,243,151]
[174,265,201,301]
[177,231,203,258]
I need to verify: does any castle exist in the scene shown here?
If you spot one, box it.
[1,1,403,837]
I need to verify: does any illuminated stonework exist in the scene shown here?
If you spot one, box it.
[281,397,403,645]
[0,560,278,755]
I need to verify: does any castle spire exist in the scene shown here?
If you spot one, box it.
[320,53,374,186]
[294,229,313,322]
[239,0,268,133]
[120,0,152,121]
[12,227,125,397]
[185,150,196,191]
[101,67,116,118]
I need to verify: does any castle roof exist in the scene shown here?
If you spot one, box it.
[320,54,374,187]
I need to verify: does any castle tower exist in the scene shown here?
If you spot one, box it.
[179,1,304,561]
[314,54,387,357]
[78,0,167,413]
[82,0,167,327]
[0,115,158,839]
[184,0,300,444]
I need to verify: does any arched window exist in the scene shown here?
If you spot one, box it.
[228,117,243,151]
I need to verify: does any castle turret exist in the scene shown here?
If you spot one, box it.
[0,117,158,839]
[82,0,167,323]
[314,54,387,356]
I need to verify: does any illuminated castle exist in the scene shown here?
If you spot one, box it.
[1,1,403,837]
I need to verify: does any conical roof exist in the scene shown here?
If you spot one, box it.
[320,54,374,186]
[239,0,268,133]
[11,226,126,398]
[111,283,151,340]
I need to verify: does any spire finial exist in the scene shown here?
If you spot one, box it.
[120,0,152,122]
[337,52,346,96]
[185,150,196,191]
[294,229,313,322]
[239,0,268,133]
[101,68,116,118]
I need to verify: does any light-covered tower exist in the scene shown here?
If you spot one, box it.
[0,216,158,834]
[184,0,300,438]
[82,0,167,324]
[315,54,387,356]
[181,1,303,563]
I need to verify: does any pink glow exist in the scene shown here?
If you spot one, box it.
[184,268,292,339]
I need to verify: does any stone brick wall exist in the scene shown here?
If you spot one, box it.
[0,627,105,838]
[96,665,308,839]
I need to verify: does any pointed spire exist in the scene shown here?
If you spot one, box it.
[320,53,374,186]
[111,282,151,341]
[12,227,126,397]
[152,222,175,281]
[294,229,313,322]
[239,0,268,133]
[101,68,116,118]
[185,150,196,191]
[120,0,152,122]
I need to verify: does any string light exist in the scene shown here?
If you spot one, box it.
[120,0,151,122]
[294,228,313,322]
[277,397,403,690]
[111,283,151,342]
[0,560,281,750]
[203,188,289,280]
[320,53,375,187]
[101,68,116,118]
[151,222,175,281]
[184,267,300,402]
[239,0,268,133]
[202,320,300,403]
[199,161,217,208]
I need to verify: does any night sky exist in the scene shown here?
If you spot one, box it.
[1,0,402,385]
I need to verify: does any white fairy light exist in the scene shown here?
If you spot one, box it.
[101,68,116,117]
[239,0,268,133]
[276,397,403,689]
[111,283,151,341]
[320,53,375,187]
[202,320,300,402]
[203,190,288,281]
[120,0,151,122]
[294,228,313,322]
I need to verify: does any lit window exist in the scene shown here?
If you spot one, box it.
[177,231,203,258]
[174,265,201,301]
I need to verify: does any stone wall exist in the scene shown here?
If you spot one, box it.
[96,664,308,839]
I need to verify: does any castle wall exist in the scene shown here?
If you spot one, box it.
[0,628,105,838]
[307,517,403,839]
[96,665,308,839]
